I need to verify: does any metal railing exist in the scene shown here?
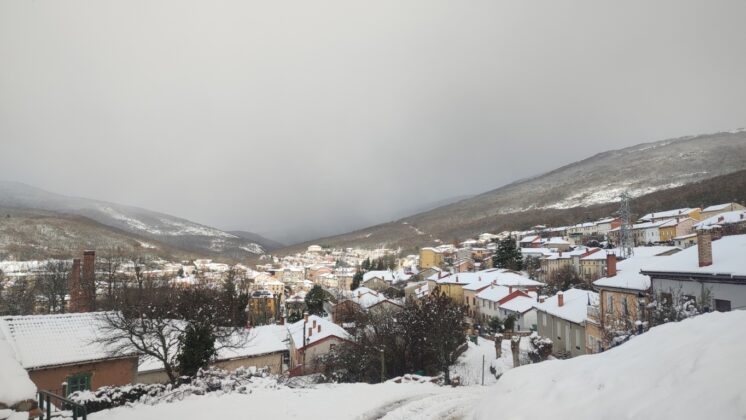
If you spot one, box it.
[38,390,87,420]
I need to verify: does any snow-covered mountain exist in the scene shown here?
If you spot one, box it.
[278,129,746,253]
[0,182,268,259]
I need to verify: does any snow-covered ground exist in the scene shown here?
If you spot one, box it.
[474,311,746,420]
[90,311,746,420]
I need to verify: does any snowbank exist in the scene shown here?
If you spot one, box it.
[474,311,746,420]
[0,337,36,407]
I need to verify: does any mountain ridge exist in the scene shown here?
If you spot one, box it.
[0,182,273,260]
[276,129,746,254]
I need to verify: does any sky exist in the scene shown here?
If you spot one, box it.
[1,0,746,244]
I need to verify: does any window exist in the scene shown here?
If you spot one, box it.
[66,373,91,395]
[715,299,732,312]
[622,297,628,316]
[575,328,581,350]
[606,294,614,314]
[542,313,547,327]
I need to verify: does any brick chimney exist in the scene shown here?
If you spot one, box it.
[697,231,713,267]
[69,258,83,312]
[81,250,96,312]
[308,327,313,337]
[312,319,317,329]
[317,325,321,333]
[539,296,545,303]
[557,291,564,307]
[606,253,617,277]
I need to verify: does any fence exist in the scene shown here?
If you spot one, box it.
[37,390,87,420]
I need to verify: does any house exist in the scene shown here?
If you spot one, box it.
[594,217,621,236]
[0,312,140,396]
[328,288,402,324]
[641,232,746,314]
[699,202,746,220]
[287,315,352,376]
[247,290,280,326]
[498,295,538,332]
[419,247,444,269]
[462,276,494,319]
[578,248,608,281]
[639,207,701,223]
[545,237,571,252]
[586,246,680,354]
[475,284,513,323]
[694,210,746,234]
[535,289,599,358]
[673,233,698,248]
[137,325,288,384]
[453,257,475,273]
[539,248,590,282]
[404,281,431,300]
[519,235,542,248]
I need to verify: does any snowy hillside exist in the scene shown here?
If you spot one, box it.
[475,311,746,420]
[0,182,268,258]
[281,129,746,253]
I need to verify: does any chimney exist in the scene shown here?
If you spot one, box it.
[304,312,309,322]
[81,250,96,312]
[697,231,713,267]
[308,327,313,337]
[558,292,564,307]
[312,319,317,329]
[69,259,83,312]
[606,253,617,277]
[317,325,321,333]
[280,316,285,326]
[509,286,513,293]
[539,297,545,303]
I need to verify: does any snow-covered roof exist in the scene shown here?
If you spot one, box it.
[0,312,138,370]
[545,237,570,245]
[476,285,512,302]
[499,296,537,314]
[593,246,680,291]
[580,248,608,260]
[640,208,696,221]
[702,203,735,212]
[287,315,351,350]
[641,235,746,277]
[0,335,36,407]
[534,289,598,324]
[694,211,746,229]
[362,269,411,284]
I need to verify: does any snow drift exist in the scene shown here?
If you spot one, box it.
[475,311,746,420]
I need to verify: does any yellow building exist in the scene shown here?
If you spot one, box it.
[247,291,280,326]
[658,220,678,242]
[419,247,444,269]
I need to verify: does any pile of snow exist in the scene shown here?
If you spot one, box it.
[475,311,746,420]
[0,336,36,416]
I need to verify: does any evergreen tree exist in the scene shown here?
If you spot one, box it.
[177,322,216,377]
[492,236,523,270]
[305,285,327,315]
[361,258,371,271]
[351,270,364,290]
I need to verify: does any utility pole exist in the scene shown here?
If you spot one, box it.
[380,348,385,383]
[619,191,634,259]
[481,355,485,386]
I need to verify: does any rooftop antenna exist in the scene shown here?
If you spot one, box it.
[618,191,634,259]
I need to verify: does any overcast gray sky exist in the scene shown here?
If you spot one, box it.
[2,0,746,244]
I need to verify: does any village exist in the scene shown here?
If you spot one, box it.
[1,199,745,419]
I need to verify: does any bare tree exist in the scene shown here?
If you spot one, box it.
[97,247,125,310]
[38,261,70,314]
[99,280,250,384]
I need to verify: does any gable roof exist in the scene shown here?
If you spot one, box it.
[499,295,537,314]
[287,315,351,350]
[534,289,598,324]
[0,312,138,370]
[640,235,746,278]
[593,246,680,291]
